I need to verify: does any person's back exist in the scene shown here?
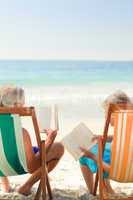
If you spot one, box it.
[79,90,131,195]
[0,85,64,195]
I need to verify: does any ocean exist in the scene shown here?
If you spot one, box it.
[0,60,133,133]
[0,60,133,85]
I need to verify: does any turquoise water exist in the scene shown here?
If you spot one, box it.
[0,60,132,127]
[0,60,133,86]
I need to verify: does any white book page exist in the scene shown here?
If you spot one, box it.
[51,104,59,131]
[35,104,59,132]
[61,122,95,161]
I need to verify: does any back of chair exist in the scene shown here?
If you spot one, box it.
[0,113,28,176]
[109,109,133,182]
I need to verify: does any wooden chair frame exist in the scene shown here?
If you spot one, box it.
[0,106,53,200]
[93,103,133,200]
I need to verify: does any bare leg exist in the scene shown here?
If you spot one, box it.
[80,165,94,194]
[0,177,10,193]
[18,142,64,196]
[80,165,114,196]
[17,159,58,196]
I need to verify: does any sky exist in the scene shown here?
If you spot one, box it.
[0,0,133,60]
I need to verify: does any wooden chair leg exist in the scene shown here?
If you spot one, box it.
[41,175,47,200]
[46,172,53,200]
[98,137,104,200]
[33,140,53,200]
[34,181,41,200]
[41,141,47,200]
[93,172,98,196]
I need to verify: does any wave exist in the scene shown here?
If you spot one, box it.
[24,83,133,106]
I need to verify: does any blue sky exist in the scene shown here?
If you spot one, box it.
[0,0,133,60]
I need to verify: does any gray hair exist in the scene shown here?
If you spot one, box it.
[0,85,25,107]
[103,90,131,109]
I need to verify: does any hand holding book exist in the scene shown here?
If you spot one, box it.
[79,146,97,162]
[62,123,97,161]
[44,128,58,135]
[36,104,59,133]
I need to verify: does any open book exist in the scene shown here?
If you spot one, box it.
[35,104,59,133]
[61,123,96,161]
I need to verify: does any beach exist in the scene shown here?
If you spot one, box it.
[0,60,133,199]
[1,145,133,199]
[0,112,133,199]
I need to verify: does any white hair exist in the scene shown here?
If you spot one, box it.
[0,85,25,107]
[103,90,131,109]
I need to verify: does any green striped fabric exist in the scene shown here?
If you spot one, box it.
[0,114,28,176]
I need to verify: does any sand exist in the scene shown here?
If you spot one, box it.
[0,151,132,200]
[0,117,132,200]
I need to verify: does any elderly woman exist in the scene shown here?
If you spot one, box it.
[80,91,131,195]
[0,85,64,195]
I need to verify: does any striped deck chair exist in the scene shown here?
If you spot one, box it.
[0,107,53,200]
[93,103,133,200]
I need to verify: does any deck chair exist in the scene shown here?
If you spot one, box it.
[0,106,53,200]
[93,103,133,200]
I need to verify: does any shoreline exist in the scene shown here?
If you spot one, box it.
[0,86,133,199]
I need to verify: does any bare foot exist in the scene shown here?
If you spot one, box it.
[104,179,115,194]
[103,181,110,199]
[103,188,109,199]
[98,180,115,199]
[0,184,11,193]
[17,185,31,196]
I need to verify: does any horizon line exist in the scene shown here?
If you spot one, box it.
[0,58,133,62]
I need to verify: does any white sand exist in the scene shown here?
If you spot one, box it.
[0,151,132,200]
[0,118,133,199]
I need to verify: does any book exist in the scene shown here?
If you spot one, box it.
[35,104,59,133]
[61,122,96,161]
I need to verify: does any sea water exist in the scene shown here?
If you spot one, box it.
[0,60,133,134]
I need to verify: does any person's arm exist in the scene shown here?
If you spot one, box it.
[80,147,110,172]
[23,128,36,165]
[23,128,58,159]
[92,134,113,143]
[22,128,58,173]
